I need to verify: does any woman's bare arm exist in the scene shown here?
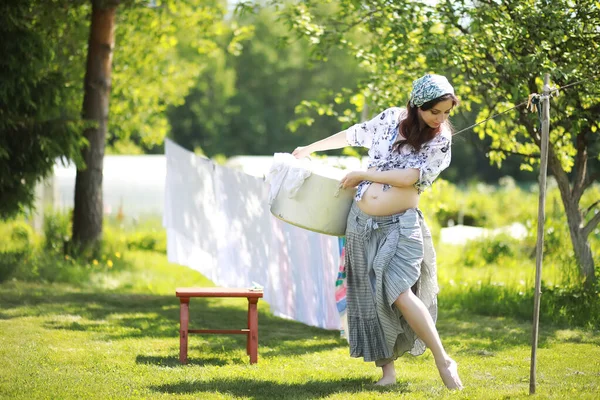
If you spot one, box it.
[340,168,419,189]
[292,131,349,159]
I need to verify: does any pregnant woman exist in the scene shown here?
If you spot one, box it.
[292,74,463,390]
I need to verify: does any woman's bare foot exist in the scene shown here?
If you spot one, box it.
[437,358,463,390]
[375,374,397,386]
[375,361,397,386]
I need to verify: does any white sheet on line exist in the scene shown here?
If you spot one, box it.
[163,139,341,330]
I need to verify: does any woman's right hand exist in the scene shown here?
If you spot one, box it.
[292,146,312,159]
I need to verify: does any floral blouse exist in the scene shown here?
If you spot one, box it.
[345,106,452,201]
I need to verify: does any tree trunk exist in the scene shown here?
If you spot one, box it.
[72,2,117,249]
[549,153,597,288]
[562,194,596,287]
[571,224,596,287]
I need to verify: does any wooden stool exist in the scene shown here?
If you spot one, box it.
[176,287,264,364]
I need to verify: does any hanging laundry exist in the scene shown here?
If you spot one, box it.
[335,237,349,340]
[163,139,342,330]
[266,217,341,328]
[266,152,312,204]
[163,140,220,281]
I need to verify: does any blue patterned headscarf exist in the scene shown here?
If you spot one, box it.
[409,74,455,108]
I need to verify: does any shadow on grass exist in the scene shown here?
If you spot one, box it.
[437,309,552,354]
[149,377,409,399]
[135,355,229,367]
[0,282,587,361]
[0,284,344,357]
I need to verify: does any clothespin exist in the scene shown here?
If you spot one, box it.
[527,94,540,113]
[527,94,534,113]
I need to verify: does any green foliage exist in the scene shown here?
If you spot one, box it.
[102,216,167,253]
[461,235,518,267]
[233,1,537,181]
[272,0,600,282]
[0,0,87,218]
[0,220,34,283]
[427,181,599,326]
[43,211,71,255]
[9,221,35,249]
[423,180,598,270]
[0,250,26,283]
[0,212,129,284]
[434,0,600,175]
[125,230,166,253]
[1,0,227,217]
[167,45,238,155]
[270,0,599,176]
[440,278,600,329]
[420,178,537,229]
[169,5,366,156]
[108,0,228,152]
[541,281,600,328]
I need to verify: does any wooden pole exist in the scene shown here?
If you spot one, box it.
[529,73,551,395]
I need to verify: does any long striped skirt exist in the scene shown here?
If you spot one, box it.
[344,201,439,365]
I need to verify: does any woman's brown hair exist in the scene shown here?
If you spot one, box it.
[393,93,459,153]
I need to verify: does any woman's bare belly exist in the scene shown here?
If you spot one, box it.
[356,169,419,216]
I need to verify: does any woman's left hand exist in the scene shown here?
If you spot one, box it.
[340,171,365,189]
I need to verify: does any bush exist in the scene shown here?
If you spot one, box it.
[43,211,71,255]
[440,280,600,328]
[421,179,544,229]
[12,251,81,284]
[541,282,600,328]
[0,221,34,283]
[461,234,521,267]
[126,230,166,253]
[0,211,131,284]
[10,221,34,247]
[0,250,27,283]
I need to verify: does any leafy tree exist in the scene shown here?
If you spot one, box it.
[167,41,239,156]
[72,0,226,248]
[435,0,600,286]
[0,0,87,219]
[169,5,366,157]
[260,0,599,285]
[1,0,226,249]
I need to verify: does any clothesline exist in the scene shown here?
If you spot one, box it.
[451,74,598,137]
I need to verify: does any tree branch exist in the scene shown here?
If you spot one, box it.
[488,147,539,158]
[583,173,600,192]
[96,0,121,8]
[583,210,600,238]
[584,200,600,217]
[329,8,381,33]
[547,155,574,214]
[571,94,589,202]
[517,108,536,141]
[535,114,574,205]
[443,0,469,34]
[571,135,588,202]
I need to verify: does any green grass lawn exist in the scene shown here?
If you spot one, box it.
[1,250,599,399]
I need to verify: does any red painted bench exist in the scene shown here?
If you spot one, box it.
[176,287,264,364]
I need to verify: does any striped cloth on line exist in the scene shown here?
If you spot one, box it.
[335,237,348,340]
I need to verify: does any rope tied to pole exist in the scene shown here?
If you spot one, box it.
[452,75,590,137]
